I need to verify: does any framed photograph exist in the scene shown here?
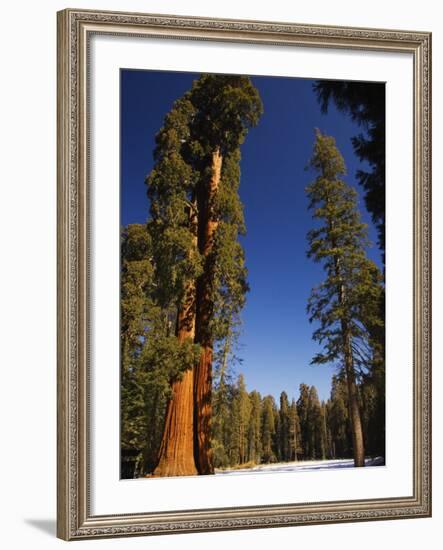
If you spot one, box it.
[57,8,431,540]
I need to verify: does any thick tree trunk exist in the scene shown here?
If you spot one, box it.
[194,147,223,475]
[194,345,214,474]
[152,202,198,478]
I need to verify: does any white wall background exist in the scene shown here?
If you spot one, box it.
[0,0,440,548]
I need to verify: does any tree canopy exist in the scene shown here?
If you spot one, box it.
[120,76,385,478]
[313,81,385,259]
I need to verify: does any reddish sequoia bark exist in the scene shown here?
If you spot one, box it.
[152,202,198,477]
[194,148,223,475]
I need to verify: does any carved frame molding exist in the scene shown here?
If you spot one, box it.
[57,8,431,540]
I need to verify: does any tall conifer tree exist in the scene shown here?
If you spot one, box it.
[307,386,326,460]
[289,398,302,461]
[147,75,262,476]
[189,75,262,473]
[248,390,263,464]
[261,396,277,463]
[147,95,202,476]
[306,130,383,467]
[279,392,291,461]
[296,383,310,460]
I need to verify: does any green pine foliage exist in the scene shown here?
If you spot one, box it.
[146,95,202,312]
[146,74,262,345]
[120,223,156,471]
[327,375,352,458]
[313,81,385,258]
[120,75,385,477]
[247,390,263,464]
[210,374,384,469]
[289,399,302,460]
[279,392,291,462]
[296,383,326,460]
[230,374,252,465]
[261,395,277,464]
[306,129,384,373]
[121,74,263,477]
[306,129,385,465]
[120,223,201,475]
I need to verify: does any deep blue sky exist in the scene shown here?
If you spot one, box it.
[121,69,383,403]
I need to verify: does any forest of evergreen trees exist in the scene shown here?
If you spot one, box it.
[121,209,385,478]
[210,373,385,471]
[120,74,385,478]
[122,342,384,477]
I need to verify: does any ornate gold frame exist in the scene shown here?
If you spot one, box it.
[57,8,431,540]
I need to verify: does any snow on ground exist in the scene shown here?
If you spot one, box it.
[215,457,384,475]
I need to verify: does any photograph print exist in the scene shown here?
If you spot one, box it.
[120,70,385,479]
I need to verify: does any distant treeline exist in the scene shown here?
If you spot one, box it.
[120,75,386,478]
[210,372,385,471]
[122,357,384,477]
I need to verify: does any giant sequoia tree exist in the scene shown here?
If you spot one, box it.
[120,223,201,476]
[146,95,202,477]
[147,75,263,476]
[306,130,384,467]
